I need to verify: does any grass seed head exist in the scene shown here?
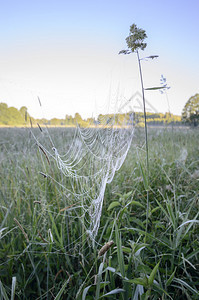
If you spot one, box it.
[98,240,114,256]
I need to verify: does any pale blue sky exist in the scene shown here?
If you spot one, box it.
[0,0,198,118]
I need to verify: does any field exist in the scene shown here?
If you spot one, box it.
[0,126,199,299]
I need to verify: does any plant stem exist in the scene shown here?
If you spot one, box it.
[136,50,149,241]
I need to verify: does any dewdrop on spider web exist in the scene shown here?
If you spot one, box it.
[37,101,134,245]
[54,122,133,243]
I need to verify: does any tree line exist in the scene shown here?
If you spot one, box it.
[0,93,198,127]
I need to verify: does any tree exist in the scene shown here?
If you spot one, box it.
[0,103,9,124]
[50,118,61,126]
[86,117,95,126]
[20,106,28,122]
[20,106,30,124]
[74,113,83,126]
[65,114,74,125]
[182,93,199,127]
[8,107,24,125]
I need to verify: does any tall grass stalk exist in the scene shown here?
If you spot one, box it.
[119,23,153,241]
[136,50,150,242]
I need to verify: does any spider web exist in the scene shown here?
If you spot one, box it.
[34,95,134,244]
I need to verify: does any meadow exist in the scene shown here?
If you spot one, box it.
[0,126,199,299]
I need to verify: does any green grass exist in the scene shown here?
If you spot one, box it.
[0,126,199,299]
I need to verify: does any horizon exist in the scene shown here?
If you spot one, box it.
[0,100,182,121]
[0,0,198,119]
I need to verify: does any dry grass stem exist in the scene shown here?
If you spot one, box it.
[37,144,50,165]
[14,218,29,243]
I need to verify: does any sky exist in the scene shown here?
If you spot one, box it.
[0,0,198,119]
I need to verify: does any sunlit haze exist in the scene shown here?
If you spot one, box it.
[0,0,198,119]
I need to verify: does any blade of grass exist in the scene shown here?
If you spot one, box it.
[54,277,71,300]
[95,262,104,299]
[0,280,9,300]
[173,278,199,296]
[99,288,125,298]
[11,277,17,300]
